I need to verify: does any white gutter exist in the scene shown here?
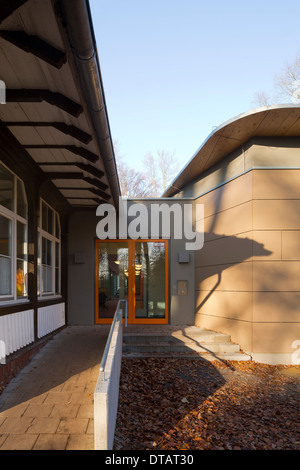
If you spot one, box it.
[57,0,121,208]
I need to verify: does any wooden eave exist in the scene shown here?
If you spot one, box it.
[0,0,118,209]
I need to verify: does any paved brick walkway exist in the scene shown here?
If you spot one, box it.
[0,326,109,450]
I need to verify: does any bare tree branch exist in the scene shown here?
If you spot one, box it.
[114,141,180,198]
[252,90,272,107]
[157,149,179,192]
[143,152,161,197]
[114,143,153,198]
[274,53,300,103]
[143,149,180,196]
[252,51,300,106]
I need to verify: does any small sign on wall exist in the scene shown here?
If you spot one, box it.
[177,280,188,296]
[74,252,86,264]
[178,251,190,263]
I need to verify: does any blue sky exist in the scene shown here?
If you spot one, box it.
[90,0,300,172]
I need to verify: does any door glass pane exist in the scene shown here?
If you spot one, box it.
[97,242,128,319]
[135,241,166,319]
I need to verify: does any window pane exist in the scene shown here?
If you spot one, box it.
[47,207,53,235]
[42,237,47,265]
[42,202,48,231]
[16,222,27,297]
[39,201,60,296]
[41,201,55,235]
[0,215,12,295]
[0,256,11,295]
[55,242,60,294]
[41,237,53,267]
[16,178,27,219]
[47,266,52,292]
[17,222,27,260]
[0,214,11,257]
[42,265,52,293]
[0,163,14,211]
[55,213,60,239]
[17,260,26,297]
[41,236,53,293]
[47,239,52,265]
[55,267,60,294]
[55,242,59,268]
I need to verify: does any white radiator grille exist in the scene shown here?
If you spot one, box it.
[37,303,65,338]
[0,309,34,363]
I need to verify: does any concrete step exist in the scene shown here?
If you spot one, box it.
[123,330,232,345]
[122,326,251,361]
[123,333,232,344]
[122,341,241,354]
[123,351,252,362]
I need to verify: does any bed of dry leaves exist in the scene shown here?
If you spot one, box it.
[114,358,299,451]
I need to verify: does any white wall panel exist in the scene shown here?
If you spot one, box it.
[37,302,65,338]
[0,309,34,363]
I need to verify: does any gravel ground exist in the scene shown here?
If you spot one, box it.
[114,358,300,451]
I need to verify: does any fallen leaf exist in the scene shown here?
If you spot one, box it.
[114,358,300,451]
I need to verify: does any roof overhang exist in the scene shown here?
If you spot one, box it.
[0,0,120,209]
[163,104,300,197]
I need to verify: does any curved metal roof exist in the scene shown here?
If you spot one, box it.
[163,104,300,197]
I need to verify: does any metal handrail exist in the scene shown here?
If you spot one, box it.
[123,299,128,328]
[99,299,127,373]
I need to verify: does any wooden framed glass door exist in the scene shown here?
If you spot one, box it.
[133,240,168,323]
[95,239,168,324]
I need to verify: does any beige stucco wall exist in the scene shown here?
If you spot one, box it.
[194,168,300,363]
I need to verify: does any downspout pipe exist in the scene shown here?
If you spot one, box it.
[57,0,121,209]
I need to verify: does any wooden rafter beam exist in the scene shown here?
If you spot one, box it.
[0,0,28,24]
[66,197,105,204]
[42,172,83,181]
[0,30,66,68]
[43,172,108,191]
[24,144,98,163]
[87,187,111,201]
[37,162,105,180]
[83,176,108,191]
[5,121,92,144]
[42,173,110,200]
[57,186,111,201]
[75,162,105,179]
[6,89,83,117]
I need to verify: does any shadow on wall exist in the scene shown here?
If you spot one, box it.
[195,164,300,319]
[195,232,273,314]
[194,164,272,314]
